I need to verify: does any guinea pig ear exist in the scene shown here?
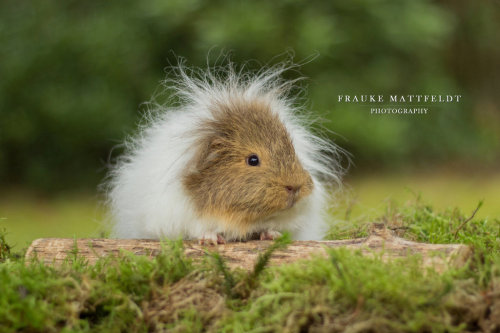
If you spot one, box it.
[194,136,226,170]
[208,136,226,150]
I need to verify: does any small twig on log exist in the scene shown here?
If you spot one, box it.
[453,201,483,239]
[389,226,410,231]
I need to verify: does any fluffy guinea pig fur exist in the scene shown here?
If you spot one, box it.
[106,63,343,243]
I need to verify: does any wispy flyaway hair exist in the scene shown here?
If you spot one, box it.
[107,61,344,242]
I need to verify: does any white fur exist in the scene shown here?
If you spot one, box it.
[106,63,343,240]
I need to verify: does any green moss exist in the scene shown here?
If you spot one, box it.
[329,196,499,284]
[0,240,193,332]
[0,199,499,332]
[0,228,11,262]
[220,251,459,332]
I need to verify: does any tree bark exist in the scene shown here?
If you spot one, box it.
[25,223,471,272]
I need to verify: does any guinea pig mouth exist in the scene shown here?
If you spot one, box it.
[286,195,298,209]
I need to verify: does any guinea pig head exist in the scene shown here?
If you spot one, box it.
[183,99,314,227]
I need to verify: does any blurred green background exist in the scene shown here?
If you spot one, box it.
[1,0,499,247]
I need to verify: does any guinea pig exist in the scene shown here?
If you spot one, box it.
[106,63,343,243]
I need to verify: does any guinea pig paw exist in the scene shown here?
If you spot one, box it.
[259,230,282,241]
[199,233,226,245]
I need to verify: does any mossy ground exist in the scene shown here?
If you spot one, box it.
[0,198,499,332]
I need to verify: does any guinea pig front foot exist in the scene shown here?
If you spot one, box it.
[198,232,226,245]
[259,230,282,241]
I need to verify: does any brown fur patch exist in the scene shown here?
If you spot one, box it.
[183,97,313,235]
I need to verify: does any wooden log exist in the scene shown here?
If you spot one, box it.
[25,224,472,272]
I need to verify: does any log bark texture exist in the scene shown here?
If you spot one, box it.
[25,224,471,272]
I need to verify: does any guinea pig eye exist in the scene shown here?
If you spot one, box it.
[246,154,260,166]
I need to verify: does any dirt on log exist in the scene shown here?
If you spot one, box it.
[25,224,472,272]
